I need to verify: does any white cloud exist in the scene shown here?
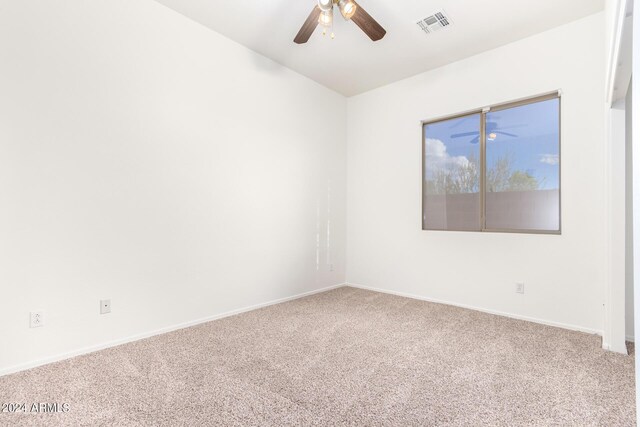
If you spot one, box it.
[425,138,470,171]
[540,154,559,166]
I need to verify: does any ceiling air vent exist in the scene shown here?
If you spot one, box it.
[417,11,452,35]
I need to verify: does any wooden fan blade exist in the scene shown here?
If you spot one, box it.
[351,2,386,41]
[294,6,322,44]
[451,131,480,139]
[494,131,518,138]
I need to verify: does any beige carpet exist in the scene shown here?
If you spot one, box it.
[0,287,635,426]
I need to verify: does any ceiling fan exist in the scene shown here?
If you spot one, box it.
[294,0,386,44]
[451,121,524,144]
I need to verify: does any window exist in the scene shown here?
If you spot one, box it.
[422,93,560,234]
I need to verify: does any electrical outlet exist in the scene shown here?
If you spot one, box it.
[516,283,525,294]
[30,311,44,328]
[100,299,111,314]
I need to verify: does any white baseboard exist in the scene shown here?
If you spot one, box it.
[626,335,635,343]
[346,282,603,337]
[0,283,346,377]
[2,282,611,377]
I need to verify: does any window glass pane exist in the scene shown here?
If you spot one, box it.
[423,114,481,231]
[485,98,560,232]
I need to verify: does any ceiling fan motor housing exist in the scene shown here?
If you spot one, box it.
[295,0,385,44]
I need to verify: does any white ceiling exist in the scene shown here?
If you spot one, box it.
[153,0,604,96]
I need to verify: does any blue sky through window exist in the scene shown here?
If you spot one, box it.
[487,98,559,190]
[424,98,559,191]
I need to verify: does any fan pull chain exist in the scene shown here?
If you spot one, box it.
[330,17,335,39]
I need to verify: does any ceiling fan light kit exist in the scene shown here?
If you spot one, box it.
[337,0,357,20]
[319,9,333,27]
[318,0,333,12]
[293,0,386,44]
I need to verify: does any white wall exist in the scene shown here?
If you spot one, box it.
[346,13,607,334]
[0,0,347,374]
[606,0,624,101]
[632,2,640,425]
[610,98,628,353]
[604,0,633,353]
[626,81,634,341]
